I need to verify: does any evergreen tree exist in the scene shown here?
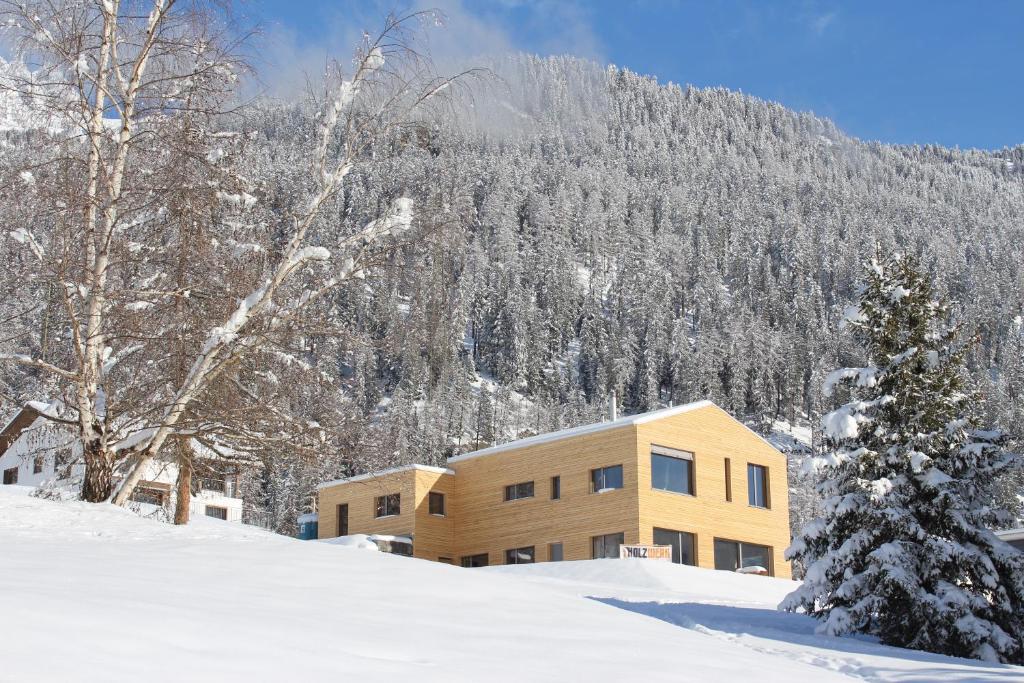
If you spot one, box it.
[782,254,1024,663]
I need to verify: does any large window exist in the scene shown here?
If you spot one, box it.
[592,532,625,559]
[205,505,228,520]
[653,528,696,566]
[551,476,561,500]
[549,542,564,562]
[505,546,535,565]
[3,467,18,485]
[747,464,770,508]
[591,465,623,493]
[429,491,445,516]
[714,539,772,574]
[375,493,401,518]
[461,553,489,568]
[504,481,534,501]
[651,447,694,495]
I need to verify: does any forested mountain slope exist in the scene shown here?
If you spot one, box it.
[4,55,1022,529]
[305,54,1024,457]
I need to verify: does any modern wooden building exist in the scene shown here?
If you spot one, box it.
[317,400,792,577]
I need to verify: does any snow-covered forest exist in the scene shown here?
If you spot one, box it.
[2,14,1023,532]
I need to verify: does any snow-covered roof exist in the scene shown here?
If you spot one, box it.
[446,400,716,464]
[317,464,454,490]
[0,400,60,456]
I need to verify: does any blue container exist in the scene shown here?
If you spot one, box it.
[297,513,319,540]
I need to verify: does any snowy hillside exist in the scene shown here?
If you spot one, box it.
[1,487,1018,682]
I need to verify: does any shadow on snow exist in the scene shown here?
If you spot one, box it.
[590,598,1023,682]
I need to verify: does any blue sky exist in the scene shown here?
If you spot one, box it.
[250,1,1023,150]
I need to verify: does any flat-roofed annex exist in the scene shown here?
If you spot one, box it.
[316,464,455,490]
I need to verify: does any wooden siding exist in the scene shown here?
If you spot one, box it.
[316,403,792,578]
[449,425,641,565]
[412,469,456,561]
[317,468,456,561]
[318,470,419,541]
[634,404,792,578]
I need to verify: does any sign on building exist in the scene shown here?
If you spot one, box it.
[619,544,672,561]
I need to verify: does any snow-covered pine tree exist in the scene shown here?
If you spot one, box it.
[782,253,1024,663]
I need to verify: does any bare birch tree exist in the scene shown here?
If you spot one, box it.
[0,2,460,506]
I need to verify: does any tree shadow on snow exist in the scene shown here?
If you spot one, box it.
[590,598,1024,682]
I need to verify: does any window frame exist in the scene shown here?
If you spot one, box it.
[551,475,561,500]
[591,532,625,559]
[548,542,564,562]
[724,457,732,502]
[653,527,697,566]
[650,446,695,496]
[713,537,773,575]
[590,464,624,493]
[504,546,536,565]
[337,503,349,536]
[747,463,770,509]
[374,492,401,518]
[504,480,535,502]
[428,491,446,516]
[204,505,228,520]
[2,467,18,485]
[460,553,489,568]
[33,455,44,474]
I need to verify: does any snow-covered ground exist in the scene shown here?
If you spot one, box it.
[1,487,1019,682]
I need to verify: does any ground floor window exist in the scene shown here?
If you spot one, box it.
[592,532,625,559]
[3,467,18,485]
[653,528,696,566]
[549,542,564,562]
[33,456,44,474]
[438,557,453,564]
[205,505,228,520]
[505,546,535,564]
[713,538,772,574]
[131,482,169,506]
[461,553,489,568]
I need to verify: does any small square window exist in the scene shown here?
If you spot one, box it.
[3,467,19,485]
[375,493,401,517]
[591,465,623,493]
[429,491,445,516]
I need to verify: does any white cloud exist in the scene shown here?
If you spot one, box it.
[249,0,604,100]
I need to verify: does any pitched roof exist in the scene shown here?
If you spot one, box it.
[446,400,716,464]
[0,404,44,457]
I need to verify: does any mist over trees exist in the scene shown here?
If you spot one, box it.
[2,43,1023,531]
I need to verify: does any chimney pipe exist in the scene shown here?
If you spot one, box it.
[609,391,618,421]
